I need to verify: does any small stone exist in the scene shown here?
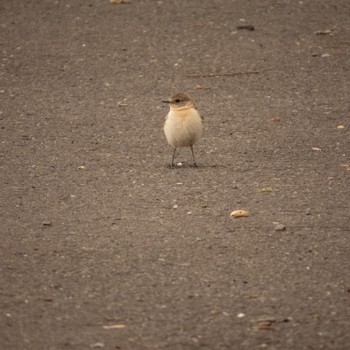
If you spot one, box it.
[236,24,255,31]
[42,221,52,227]
[110,0,130,4]
[257,186,273,193]
[274,223,286,232]
[305,208,311,215]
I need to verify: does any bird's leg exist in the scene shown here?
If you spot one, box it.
[190,145,197,167]
[171,147,177,167]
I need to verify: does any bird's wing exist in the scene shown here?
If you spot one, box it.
[194,106,204,122]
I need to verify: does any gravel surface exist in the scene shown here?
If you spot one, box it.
[1,1,349,349]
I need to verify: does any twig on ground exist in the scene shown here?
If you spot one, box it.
[187,71,260,78]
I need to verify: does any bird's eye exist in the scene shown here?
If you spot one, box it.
[175,99,181,103]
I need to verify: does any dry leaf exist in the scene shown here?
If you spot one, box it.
[230,210,249,218]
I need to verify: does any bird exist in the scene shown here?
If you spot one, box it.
[162,92,203,167]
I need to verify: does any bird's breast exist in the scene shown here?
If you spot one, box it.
[164,108,203,147]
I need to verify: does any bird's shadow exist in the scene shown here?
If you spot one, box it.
[165,163,226,170]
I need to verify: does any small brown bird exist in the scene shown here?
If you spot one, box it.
[162,92,203,167]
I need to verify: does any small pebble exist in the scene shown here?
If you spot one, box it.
[42,221,52,227]
[236,24,255,31]
[273,222,286,231]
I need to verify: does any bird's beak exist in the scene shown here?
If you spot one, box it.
[161,99,171,103]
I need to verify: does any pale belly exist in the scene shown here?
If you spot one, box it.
[164,109,203,148]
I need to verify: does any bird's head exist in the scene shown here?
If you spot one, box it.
[162,92,195,110]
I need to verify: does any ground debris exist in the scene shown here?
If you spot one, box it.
[253,319,276,330]
[257,187,273,193]
[230,210,249,218]
[102,324,127,329]
[42,221,52,227]
[236,24,255,31]
[273,222,286,231]
[340,163,350,171]
[315,29,334,35]
[187,71,259,78]
[271,117,281,122]
[118,101,128,107]
[110,0,131,4]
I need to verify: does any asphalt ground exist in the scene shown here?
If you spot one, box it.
[1,0,350,349]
